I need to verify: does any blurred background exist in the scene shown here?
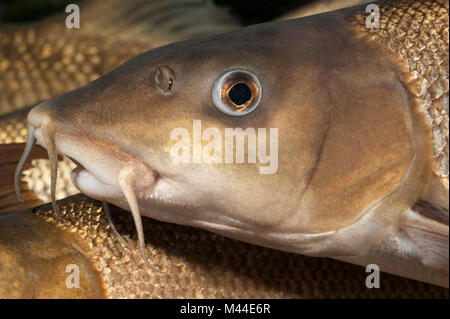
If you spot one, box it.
[0,0,314,25]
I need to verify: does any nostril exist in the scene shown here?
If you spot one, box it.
[27,102,54,129]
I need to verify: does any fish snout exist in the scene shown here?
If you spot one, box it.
[26,101,61,150]
[16,100,61,215]
[27,101,55,130]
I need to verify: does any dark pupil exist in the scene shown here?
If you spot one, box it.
[228,83,252,106]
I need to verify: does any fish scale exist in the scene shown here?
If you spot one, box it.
[0,26,148,116]
[353,0,449,193]
[2,193,443,298]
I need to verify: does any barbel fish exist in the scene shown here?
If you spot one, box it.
[14,0,450,286]
[0,0,448,298]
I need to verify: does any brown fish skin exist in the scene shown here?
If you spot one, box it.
[0,192,447,298]
[24,0,448,287]
[1,0,448,294]
[0,209,105,298]
[341,0,449,286]
[354,0,449,206]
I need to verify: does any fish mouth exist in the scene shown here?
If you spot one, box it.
[51,130,157,200]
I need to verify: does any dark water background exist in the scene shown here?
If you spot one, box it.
[0,0,313,25]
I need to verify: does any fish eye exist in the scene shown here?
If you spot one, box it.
[212,70,262,116]
[153,65,175,93]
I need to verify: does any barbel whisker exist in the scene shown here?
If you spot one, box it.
[41,122,60,218]
[118,167,163,274]
[103,200,132,249]
[14,126,36,202]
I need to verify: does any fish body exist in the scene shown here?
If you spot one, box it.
[18,0,449,288]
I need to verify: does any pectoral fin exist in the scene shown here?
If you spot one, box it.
[401,201,449,277]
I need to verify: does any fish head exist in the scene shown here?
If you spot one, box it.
[25,16,421,254]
